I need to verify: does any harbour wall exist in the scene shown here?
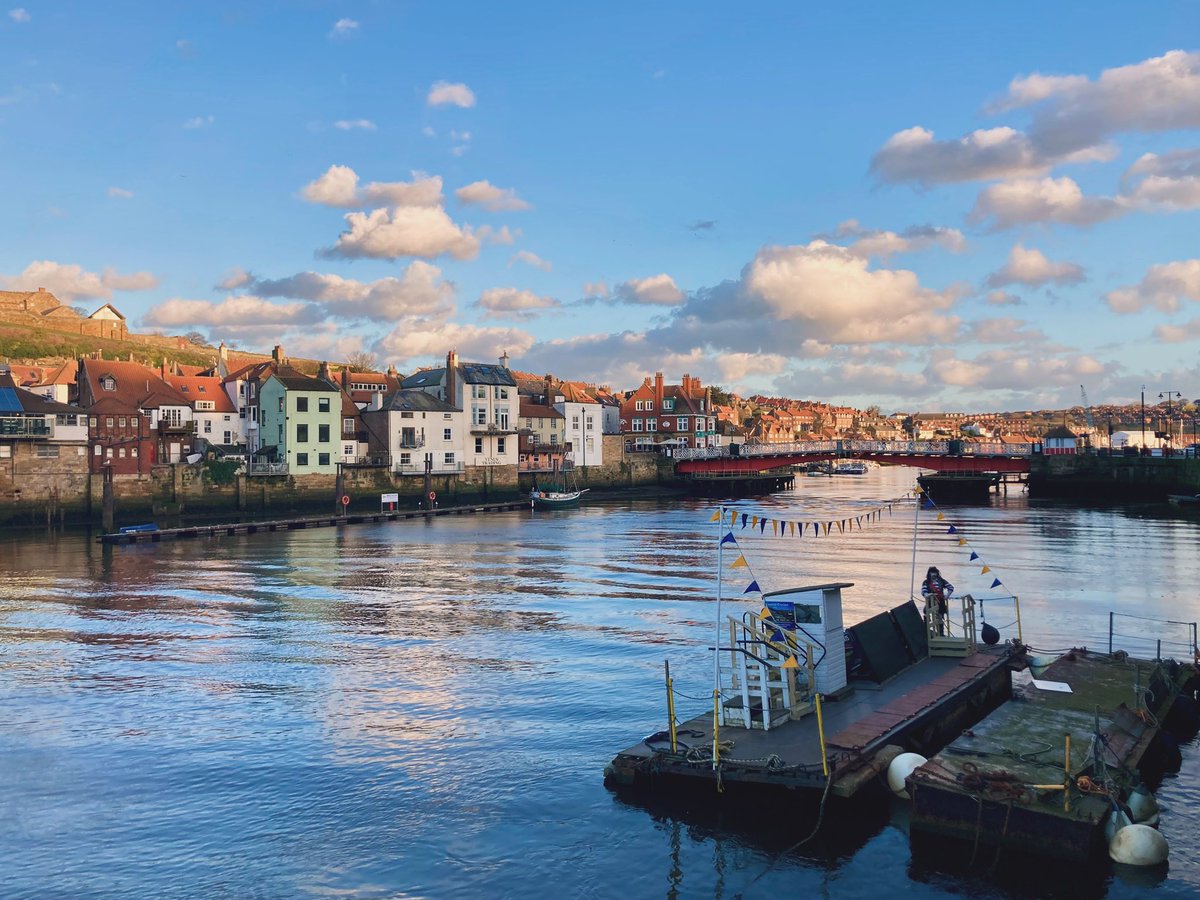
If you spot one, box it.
[0,434,670,528]
[1030,453,1200,500]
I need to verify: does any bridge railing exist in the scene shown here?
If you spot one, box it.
[673,439,1034,460]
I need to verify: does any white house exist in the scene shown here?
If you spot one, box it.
[362,389,465,475]
[549,380,603,467]
[401,350,519,469]
[167,373,245,451]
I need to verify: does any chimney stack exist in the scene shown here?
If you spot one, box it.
[654,372,664,410]
[318,360,332,382]
[272,345,284,364]
[341,367,350,389]
[445,349,459,404]
[218,341,228,362]
[500,350,510,369]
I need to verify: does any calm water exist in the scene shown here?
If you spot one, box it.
[2,466,1198,899]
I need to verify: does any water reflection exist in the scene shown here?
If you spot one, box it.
[0,468,1197,897]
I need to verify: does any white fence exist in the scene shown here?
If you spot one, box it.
[673,439,1034,461]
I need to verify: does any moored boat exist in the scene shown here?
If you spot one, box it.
[530,487,588,508]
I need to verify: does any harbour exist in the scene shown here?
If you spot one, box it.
[3,466,1199,897]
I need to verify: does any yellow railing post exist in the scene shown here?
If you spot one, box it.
[1014,595,1023,644]
[815,692,829,777]
[665,661,677,753]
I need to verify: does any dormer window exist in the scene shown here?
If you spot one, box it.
[101,376,116,391]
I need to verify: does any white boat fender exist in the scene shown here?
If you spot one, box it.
[1127,784,1161,827]
[1109,821,1169,867]
[887,752,927,799]
[1028,654,1059,679]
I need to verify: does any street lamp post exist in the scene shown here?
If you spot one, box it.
[1141,385,1146,448]
[1159,390,1181,449]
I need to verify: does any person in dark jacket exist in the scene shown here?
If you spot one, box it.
[921,566,954,636]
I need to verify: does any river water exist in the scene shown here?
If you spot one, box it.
[1,465,1197,899]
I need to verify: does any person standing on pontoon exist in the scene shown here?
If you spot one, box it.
[921,566,954,636]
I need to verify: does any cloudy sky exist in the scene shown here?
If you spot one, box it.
[3,2,1200,411]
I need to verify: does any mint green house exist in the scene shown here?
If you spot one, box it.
[258,370,342,475]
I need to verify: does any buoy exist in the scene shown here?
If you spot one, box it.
[1127,784,1160,827]
[1028,654,1059,679]
[887,752,927,799]
[1109,822,1169,866]
[981,621,1000,645]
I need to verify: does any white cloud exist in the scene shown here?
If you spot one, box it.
[986,244,1085,288]
[475,287,560,320]
[583,281,609,298]
[107,186,134,199]
[479,224,517,245]
[143,296,318,328]
[1106,260,1200,314]
[8,8,30,23]
[742,241,960,344]
[509,250,552,271]
[870,126,1052,186]
[825,220,966,258]
[427,81,476,108]
[969,176,1125,229]
[251,261,454,321]
[375,321,534,365]
[301,165,443,208]
[330,18,358,38]
[216,267,253,291]
[986,289,1022,306]
[333,119,376,131]
[1153,318,1200,343]
[716,352,788,383]
[455,180,531,212]
[926,349,1104,392]
[874,51,1200,187]
[0,260,158,302]
[325,206,480,261]
[1121,148,1200,211]
[613,274,685,306]
[183,115,214,130]
[962,317,1046,345]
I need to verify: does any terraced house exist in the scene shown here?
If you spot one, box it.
[257,370,342,475]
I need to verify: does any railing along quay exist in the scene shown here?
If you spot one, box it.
[673,440,1035,461]
[101,498,533,545]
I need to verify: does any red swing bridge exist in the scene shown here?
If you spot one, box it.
[673,440,1032,495]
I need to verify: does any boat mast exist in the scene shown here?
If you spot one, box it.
[909,487,920,601]
[714,505,724,696]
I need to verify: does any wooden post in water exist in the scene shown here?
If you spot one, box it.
[101,464,114,533]
[1108,611,1114,656]
[665,661,677,753]
[423,457,432,508]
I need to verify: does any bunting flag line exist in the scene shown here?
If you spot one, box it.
[721,532,736,545]
[709,510,722,523]
[991,578,1002,588]
[969,551,979,561]
[744,580,761,594]
[916,485,1010,596]
[730,555,748,569]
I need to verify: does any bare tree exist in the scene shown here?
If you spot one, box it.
[184,331,209,346]
[345,350,378,372]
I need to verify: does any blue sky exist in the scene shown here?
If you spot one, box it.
[3,2,1200,411]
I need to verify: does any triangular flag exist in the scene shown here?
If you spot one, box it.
[744,580,761,594]
[923,497,935,508]
[958,538,967,546]
[740,513,748,529]
[936,512,945,521]
[730,555,748,569]
[825,522,833,535]
[981,565,991,574]
[947,526,957,534]
[969,551,979,561]
[709,510,722,522]
[720,531,736,545]
[771,629,785,642]
[914,486,923,494]
[990,578,1002,588]
[789,521,796,537]
[782,656,799,670]
[751,515,759,528]
[772,520,778,536]
[837,520,845,534]
[760,607,773,619]
[730,509,737,527]
[759,519,767,533]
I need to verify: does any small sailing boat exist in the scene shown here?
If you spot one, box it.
[530,462,588,509]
